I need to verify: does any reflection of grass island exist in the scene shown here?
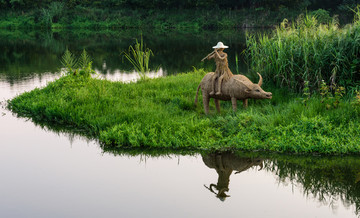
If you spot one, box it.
[8,69,360,154]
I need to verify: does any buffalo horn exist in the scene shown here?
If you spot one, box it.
[257,73,263,87]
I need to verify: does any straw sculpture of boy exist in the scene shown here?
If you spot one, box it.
[202,42,233,95]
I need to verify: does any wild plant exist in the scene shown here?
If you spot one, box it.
[302,80,310,105]
[352,91,360,107]
[320,80,345,109]
[78,49,91,69]
[61,48,77,74]
[78,49,94,76]
[122,37,153,80]
[320,80,329,98]
[61,49,94,76]
[333,85,345,108]
[320,80,332,109]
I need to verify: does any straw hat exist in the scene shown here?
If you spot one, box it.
[212,42,229,49]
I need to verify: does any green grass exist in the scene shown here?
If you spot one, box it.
[245,8,360,92]
[8,69,360,154]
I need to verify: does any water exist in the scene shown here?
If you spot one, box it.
[1,29,360,218]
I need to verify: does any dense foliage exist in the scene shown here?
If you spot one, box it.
[8,70,360,154]
[246,9,360,92]
[0,0,357,10]
[0,0,358,29]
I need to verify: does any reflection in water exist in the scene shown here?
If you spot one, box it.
[0,29,249,84]
[202,151,263,201]
[102,147,360,216]
[268,155,360,215]
[96,67,165,82]
[200,151,360,215]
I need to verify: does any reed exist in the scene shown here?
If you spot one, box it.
[245,7,360,92]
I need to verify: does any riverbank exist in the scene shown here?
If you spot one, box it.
[8,70,360,154]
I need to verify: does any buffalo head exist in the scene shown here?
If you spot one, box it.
[234,73,272,99]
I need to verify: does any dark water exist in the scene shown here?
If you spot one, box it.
[1,29,360,218]
[0,29,250,83]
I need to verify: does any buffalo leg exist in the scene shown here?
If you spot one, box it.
[243,99,248,108]
[215,75,224,95]
[231,97,237,112]
[214,99,221,113]
[202,93,210,115]
[210,76,216,95]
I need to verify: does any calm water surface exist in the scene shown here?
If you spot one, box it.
[1,29,360,218]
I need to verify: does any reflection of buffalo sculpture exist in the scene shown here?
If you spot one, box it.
[202,152,263,201]
[195,73,272,114]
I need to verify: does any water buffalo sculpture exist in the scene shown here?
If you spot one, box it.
[195,72,272,114]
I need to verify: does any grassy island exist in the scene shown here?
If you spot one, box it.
[8,69,360,154]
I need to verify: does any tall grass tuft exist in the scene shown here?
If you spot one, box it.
[245,7,360,91]
[122,37,153,80]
